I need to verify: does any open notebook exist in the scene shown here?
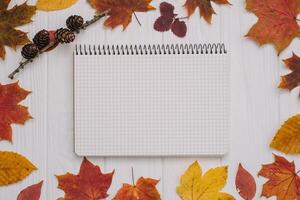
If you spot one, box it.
[74,44,230,156]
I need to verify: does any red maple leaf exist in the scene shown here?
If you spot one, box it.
[57,157,114,200]
[279,53,300,96]
[246,0,300,54]
[0,82,32,142]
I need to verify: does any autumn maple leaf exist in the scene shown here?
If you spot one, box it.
[57,157,114,200]
[258,154,300,200]
[0,0,36,59]
[0,82,32,142]
[113,177,161,200]
[246,0,300,54]
[278,53,300,96]
[177,161,234,200]
[88,0,155,30]
[184,0,230,24]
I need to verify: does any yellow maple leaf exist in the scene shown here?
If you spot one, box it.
[0,151,37,186]
[270,114,300,154]
[36,0,78,11]
[177,161,235,200]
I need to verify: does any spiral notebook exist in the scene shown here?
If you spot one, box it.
[74,43,230,156]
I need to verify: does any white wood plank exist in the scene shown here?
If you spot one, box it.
[1,0,300,199]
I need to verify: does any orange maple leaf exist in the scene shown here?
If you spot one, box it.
[56,157,114,200]
[184,0,230,24]
[246,0,300,54]
[88,0,155,30]
[0,82,31,142]
[0,0,36,59]
[279,53,300,95]
[258,154,300,200]
[113,177,161,200]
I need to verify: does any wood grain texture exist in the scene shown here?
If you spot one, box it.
[0,0,299,199]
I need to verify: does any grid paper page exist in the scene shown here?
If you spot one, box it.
[74,52,229,156]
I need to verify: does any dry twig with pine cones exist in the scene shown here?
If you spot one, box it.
[9,10,110,79]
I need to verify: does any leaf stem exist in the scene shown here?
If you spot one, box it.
[177,16,189,20]
[8,9,110,79]
[131,167,135,186]
[133,12,142,26]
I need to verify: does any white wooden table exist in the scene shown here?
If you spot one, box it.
[1,0,300,199]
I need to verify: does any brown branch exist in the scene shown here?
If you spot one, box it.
[8,59,34,79]
[8,9,110,79]
[82,9,110,29]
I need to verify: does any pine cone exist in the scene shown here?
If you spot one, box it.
[21,43,39,59]
[66,15,84,31]
[55,28,75,44]
[33,29,50,50]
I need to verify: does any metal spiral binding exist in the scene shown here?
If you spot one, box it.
[75,43,227,55]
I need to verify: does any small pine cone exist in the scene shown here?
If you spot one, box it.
[33,29,50,50]
[21,43,39,59]
[66,15,84,31]
[56,28,75,44]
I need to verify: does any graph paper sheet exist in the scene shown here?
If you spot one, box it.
[74,46,230,156]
